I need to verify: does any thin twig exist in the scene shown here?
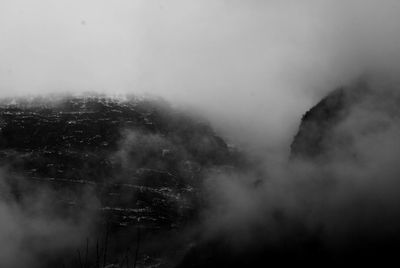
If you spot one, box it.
[103,223,109,268]
[85,238,89,268]
[96,239,100,268]
[133,227,141,268]
[77,249,83,268]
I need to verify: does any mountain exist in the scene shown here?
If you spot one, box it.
[0,94,242,267]
[176,79,400,268]
[290,79,371,159]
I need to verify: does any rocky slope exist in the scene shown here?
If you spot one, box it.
[0,94,241,267]
[290,79,372,159]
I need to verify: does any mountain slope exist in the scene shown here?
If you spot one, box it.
[0,94,242,267]
[291,79,372,159]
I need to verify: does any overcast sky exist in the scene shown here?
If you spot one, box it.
[1,0,400,148]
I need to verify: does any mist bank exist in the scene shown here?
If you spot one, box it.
[181,75,400,267]
[2,1,400,151]
[2,74,400,267]
[0,168,98,268]
[2,1,400,266]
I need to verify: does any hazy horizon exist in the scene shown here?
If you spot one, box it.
[3,0,400,150]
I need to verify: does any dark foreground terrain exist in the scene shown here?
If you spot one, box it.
[0,94,242,267]
[2,85,400,267]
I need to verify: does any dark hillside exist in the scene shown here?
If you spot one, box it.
[0,95,242,267]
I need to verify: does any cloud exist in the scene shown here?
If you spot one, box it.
[2,1,400,150]
[198,77,400,255]
[0,168,98,268]
[3,1,400,264]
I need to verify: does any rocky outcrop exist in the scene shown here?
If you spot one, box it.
[290,79,371,159]
[0,95,240,229]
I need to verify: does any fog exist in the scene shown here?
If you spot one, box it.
[200,80,400,257]
[0,169,98,268]
[2,0,400,149]
[2,0,400,266]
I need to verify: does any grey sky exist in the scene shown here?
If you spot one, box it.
[1,0,400,148]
